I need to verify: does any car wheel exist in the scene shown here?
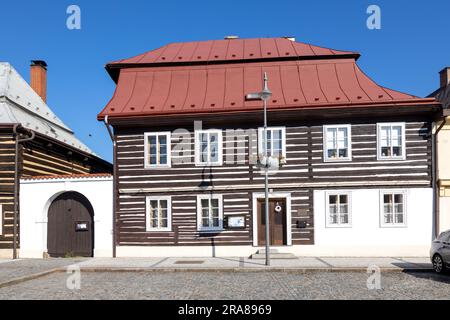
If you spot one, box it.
[432,254,446,274]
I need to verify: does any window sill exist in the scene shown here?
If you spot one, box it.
[144,165,172,169]
[195,163,223,167]
[323,157,352,163]
[197,228,225,233]
[325,224,352,228]
[377,156,406,161]
[379,224,407,228]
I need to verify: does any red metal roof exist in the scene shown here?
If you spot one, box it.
[107,37,359,66]
[98,38,436,120]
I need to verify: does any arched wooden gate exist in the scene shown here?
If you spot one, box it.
[47,191,94,257]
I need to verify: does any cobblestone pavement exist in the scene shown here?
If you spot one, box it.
[0,271,449,300]
[0,258,87,285]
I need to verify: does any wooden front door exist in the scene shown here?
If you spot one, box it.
[257,198,287,246]
[47,192,94,257]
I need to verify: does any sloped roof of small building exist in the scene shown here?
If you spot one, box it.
[98,37,437,120]
[0,62,93,154]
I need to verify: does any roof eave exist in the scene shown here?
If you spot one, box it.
[97,99,440,122]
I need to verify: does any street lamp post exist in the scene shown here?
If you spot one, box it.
[247,72,272,266]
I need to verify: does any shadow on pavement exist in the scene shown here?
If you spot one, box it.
[402,270,450,284]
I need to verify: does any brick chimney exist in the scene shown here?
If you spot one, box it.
[30,60,47,102]
[440,67,450,89]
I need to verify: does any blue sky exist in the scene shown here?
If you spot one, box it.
[1,0,448,162]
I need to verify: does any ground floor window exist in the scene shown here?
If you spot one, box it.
[146,196,171,231]
[380,191,406,227]
[325,192,351,227]
[197,195,223,231]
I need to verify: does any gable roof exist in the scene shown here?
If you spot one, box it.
[0,62,94,154]
[98,38,437,120]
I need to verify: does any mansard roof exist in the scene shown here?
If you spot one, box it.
[98,38,437,120]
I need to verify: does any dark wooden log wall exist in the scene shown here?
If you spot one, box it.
[0,128,16,249]
[115,118,432,247]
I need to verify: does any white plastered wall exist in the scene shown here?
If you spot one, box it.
[19,177,113,258]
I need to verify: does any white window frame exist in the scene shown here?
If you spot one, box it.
[144,132,172,168]
[197,194,224,232]
[377,123,406,161]
[257,126,286,158]
[379,190,407,228]
[194,129,223,166]
[325,191,352,228]
[323,125,352,162]
[145,196,172,232]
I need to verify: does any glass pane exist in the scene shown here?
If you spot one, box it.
[159,155,167,165]
[338,149,348,158]
[151,208,158,220]
[384,194,392,205]
[339,195,348,204]
[160,218,168,228]
[149,136,157,148]
[150,218,158,228]
[394,194,403,204]
[212,218,219,227]
[201,208,209,219]
[149,155,157,165]
[391,126,402,146]
[210,133,217,144]
[266,130,272,155]
[341,214,348,224]
[211,198,219,209]
[329,214,338,224]
[329,195,337,204]
[211,207,219,219]
[202,218,209,227]
[340,204,348,214]
[392,147,402,157]
[380,127,389,143]
[384,214,393,224]
[158,135,167,146]
[329,205,337,214]
[395,214,404,224]
[273,130,282,156]
[201,199,209,209]
[381,147,390,157]
[210,143,218,162]
[328,149,337,159]
[337,128,347,148]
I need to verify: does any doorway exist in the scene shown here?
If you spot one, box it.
[47,191,94,257]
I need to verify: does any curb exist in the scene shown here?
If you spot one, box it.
[76,266,433,273]
[0,268,60,289]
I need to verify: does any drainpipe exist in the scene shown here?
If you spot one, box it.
[103,116,117,258]
[433,117,448,239]
[12,124,35,259]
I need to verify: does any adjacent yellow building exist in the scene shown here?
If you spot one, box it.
[431,67,450,233]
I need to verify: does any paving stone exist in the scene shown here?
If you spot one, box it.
[0,271,449,300]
